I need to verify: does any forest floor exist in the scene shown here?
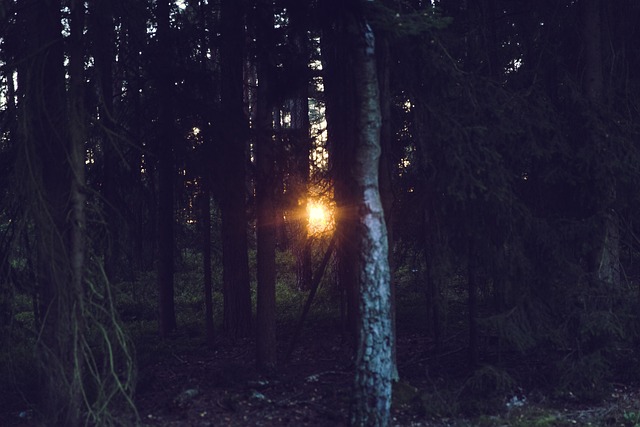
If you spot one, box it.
[131,318,640,427]
[2,286,640,427]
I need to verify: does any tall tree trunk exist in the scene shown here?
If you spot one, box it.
[69,0,87,308]
[201,182,215,346]
[375,30,399,382]
[344,5,393,426]
[255,0,277,371]
[468,241,479,368]
[286,0,313,291]
[16,0,84,423]
[67,1,88,419]
[197,0,215,348]
[92,0,119,282]
[220,0,252,338]
[156,0,177,337]
[583,0,619,288]
[322,2,359,341]
[120,5,148,273]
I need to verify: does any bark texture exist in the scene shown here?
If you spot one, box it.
[375,30,399,382]
[346,7,393,427]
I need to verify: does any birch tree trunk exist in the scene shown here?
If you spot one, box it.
[375,29,399,382]
[346,6,393,426]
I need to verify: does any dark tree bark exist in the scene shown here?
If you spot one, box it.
[322,2,360,341]
[220,0,252,338]
[286,0,313,291]
[255,0,278,371]
[91,0,120,282]
[156,0,177,337]
[201,181,215,346]
[582,0,620,288]
[120,2,151,273]
[197,0,215,348]
[68,0,87,307]
[413,94,446,353]
[424,228,445,352]
[16,0,85,424]
[583,0,604,102]
[467,242,479,368]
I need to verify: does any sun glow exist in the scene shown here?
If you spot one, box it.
[307,199,334,235]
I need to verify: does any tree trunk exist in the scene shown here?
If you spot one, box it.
[322,2,360,341]
[468,242,479,368]
[582,0,619,288]
[220,0,252,339]
[286,0,313,291]
[17,0,84,423]
[156,0,177,337]
[255,0,277,371]
[196,0,215,348]
[375,29,399,382]
[92,0,120,282]
[121,5,149,273]
[424,230,445,352]
[345,7,393,427]
[201,182,215,346]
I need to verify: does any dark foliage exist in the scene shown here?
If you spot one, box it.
[1,0,640,424]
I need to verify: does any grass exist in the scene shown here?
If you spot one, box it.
[113,245,341,349]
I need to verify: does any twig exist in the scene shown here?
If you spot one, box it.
[285,235,336,362]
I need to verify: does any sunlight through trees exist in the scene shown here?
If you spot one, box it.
[2,0,640,425]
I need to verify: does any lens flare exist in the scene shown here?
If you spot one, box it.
[307,199,334,235]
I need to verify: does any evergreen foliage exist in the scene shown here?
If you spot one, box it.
[1,0,640,423]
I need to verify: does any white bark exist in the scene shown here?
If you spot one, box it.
[350,16,393,427]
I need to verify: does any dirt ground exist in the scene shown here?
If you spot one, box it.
[132,325,640,427]
[136,329,353,427]
[2,320,639,426]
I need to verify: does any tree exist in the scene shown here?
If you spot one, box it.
[201,178,216,345]
[15,1,85,423]
[219,0,253,338]
[91,0,120,282]
[322,0,360,340]
[374,23,399,382]
[255,0,278,371]
[155,0,178,337]
[285,0,313,292]
[582,0,619,287]
[11,0,136,423]
[329,1,394,425]
[117,0,155,273]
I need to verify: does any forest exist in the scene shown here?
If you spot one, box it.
[1,0,640,426]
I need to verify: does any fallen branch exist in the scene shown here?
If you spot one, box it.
[285,235,336,362]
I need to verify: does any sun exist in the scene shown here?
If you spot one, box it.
[307,199,334,235]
